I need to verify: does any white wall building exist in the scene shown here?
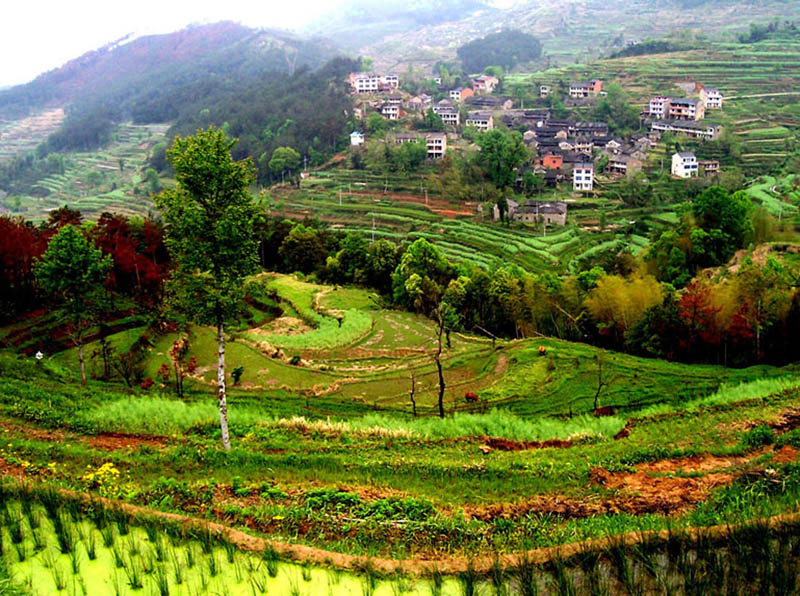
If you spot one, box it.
[701,87,723,109]
[573,162,595,192]
[350,131,365,146]
[672,152,699,178]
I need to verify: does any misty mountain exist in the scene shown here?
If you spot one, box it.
[0,22,342,120]
[304,0,495,50]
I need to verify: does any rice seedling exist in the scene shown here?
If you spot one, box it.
[301,562,312,582]
[207,552,220,577]
[171,551,184,585]
[250,572,267,595]
[101,525,115,548]
[7,515,23,544]
[51,562,67,591]
[13,540,27,562]
[196,526,214,554]
[126,534,141,557]
[31,526,44,552]
[42,548,58,569]
[428,567,444,596]
[66,545,82,576]
[266,557,279,578]
[549,557,576,596]
[54,514,75,554]
[154,564,170,596]
[84,532,96,560]
[185,543,197,568]
[234,557,245,583]
[490,556,506,596]
[123,554,143,590]
[141,551,156,575]
[224,540,236,563]
[153,536,166,562]
[113,510,130,536]
[112,545,125,569]
[288,573,302,596]
[110,571,124,596]
[144,522,158,543]
[458,561,478,596]
[515,554,540,596]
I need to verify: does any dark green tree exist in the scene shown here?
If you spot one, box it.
[34,225,112,385]
[154,127,260,451]
[475,130,528,189]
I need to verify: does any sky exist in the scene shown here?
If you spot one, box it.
[0,0,345,88]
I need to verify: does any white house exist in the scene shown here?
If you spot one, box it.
[465,111,493,132]
[701,87,723,109]
[380,104,399,120]
[540,85,551,98]
[672,152,699,178]
[573,162,594,192]
[350,131,365,147]
[648,96,670,119]
[424,133,447,159]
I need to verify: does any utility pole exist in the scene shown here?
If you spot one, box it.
[303,155,308,171]
[371,213,375,243]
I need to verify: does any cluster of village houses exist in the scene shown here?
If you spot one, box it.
[347,71,724,226]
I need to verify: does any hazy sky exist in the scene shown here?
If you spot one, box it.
[1,0,344,88]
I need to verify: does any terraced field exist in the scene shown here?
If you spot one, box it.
[2,122,168,221]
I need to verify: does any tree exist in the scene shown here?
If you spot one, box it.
[34,225,112,385]
[269,146,301,186]
[366,113,388,136]
[475,130,528,189]
[154,127,260,451]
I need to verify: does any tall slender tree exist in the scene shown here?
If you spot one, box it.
[154,127,260,450]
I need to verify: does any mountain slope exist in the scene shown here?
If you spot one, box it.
[0,22,342,120]
[353,0,800,72]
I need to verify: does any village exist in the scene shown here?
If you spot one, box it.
[346,70,725,227]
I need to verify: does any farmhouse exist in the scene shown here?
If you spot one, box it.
[667,98,705,121]
[466,96,514,110]
[648,96,671,119]
[699,160,720,174]
[540,85,551,98]
[349,72,400,94]
[538,153,564,170]
[472,75,499,94]
[573,162,594,192]
[569,79,603,98]
[514,201,568,226]
[607,154,643,177]
[651,119,722,140]
[350,131,365,146]
[434,107,460,127]
[449,87,474,102]
[386,93,403,105]
[390,132,448,159]
[424,132,447,159]
[700,87,723,109]
[380,104,399,120]
[465,111,494,131]
[672,152,699,178]
[571,122,609,138]
[492,198,519,221]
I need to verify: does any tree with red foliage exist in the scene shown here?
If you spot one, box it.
[43,206,82,232]
[0,216,48,319]
[678,282,722,360]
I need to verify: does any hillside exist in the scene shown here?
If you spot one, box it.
[354,0,800,72]
[0,22,342,120]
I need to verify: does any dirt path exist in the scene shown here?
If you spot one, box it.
[0,420,168,451]
[466,446,797,522]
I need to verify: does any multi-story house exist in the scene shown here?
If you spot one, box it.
[540,85,551,98]
[349,72,399,94]
[514,201,568,226]
[449,87,474,102]
[380,104,399,120]
[650,120,722,140]
[700,87,723,109]
[465,111,494,132]
[569,79,603,98]
[672,152,699,178]
[434,107,460,127]
[424,133,447,159]
[648,96,670,119]
[472,75,499,94]
[573,162,594,192]
[667,98,705,121]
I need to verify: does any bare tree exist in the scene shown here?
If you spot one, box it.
[409,371,417,418]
